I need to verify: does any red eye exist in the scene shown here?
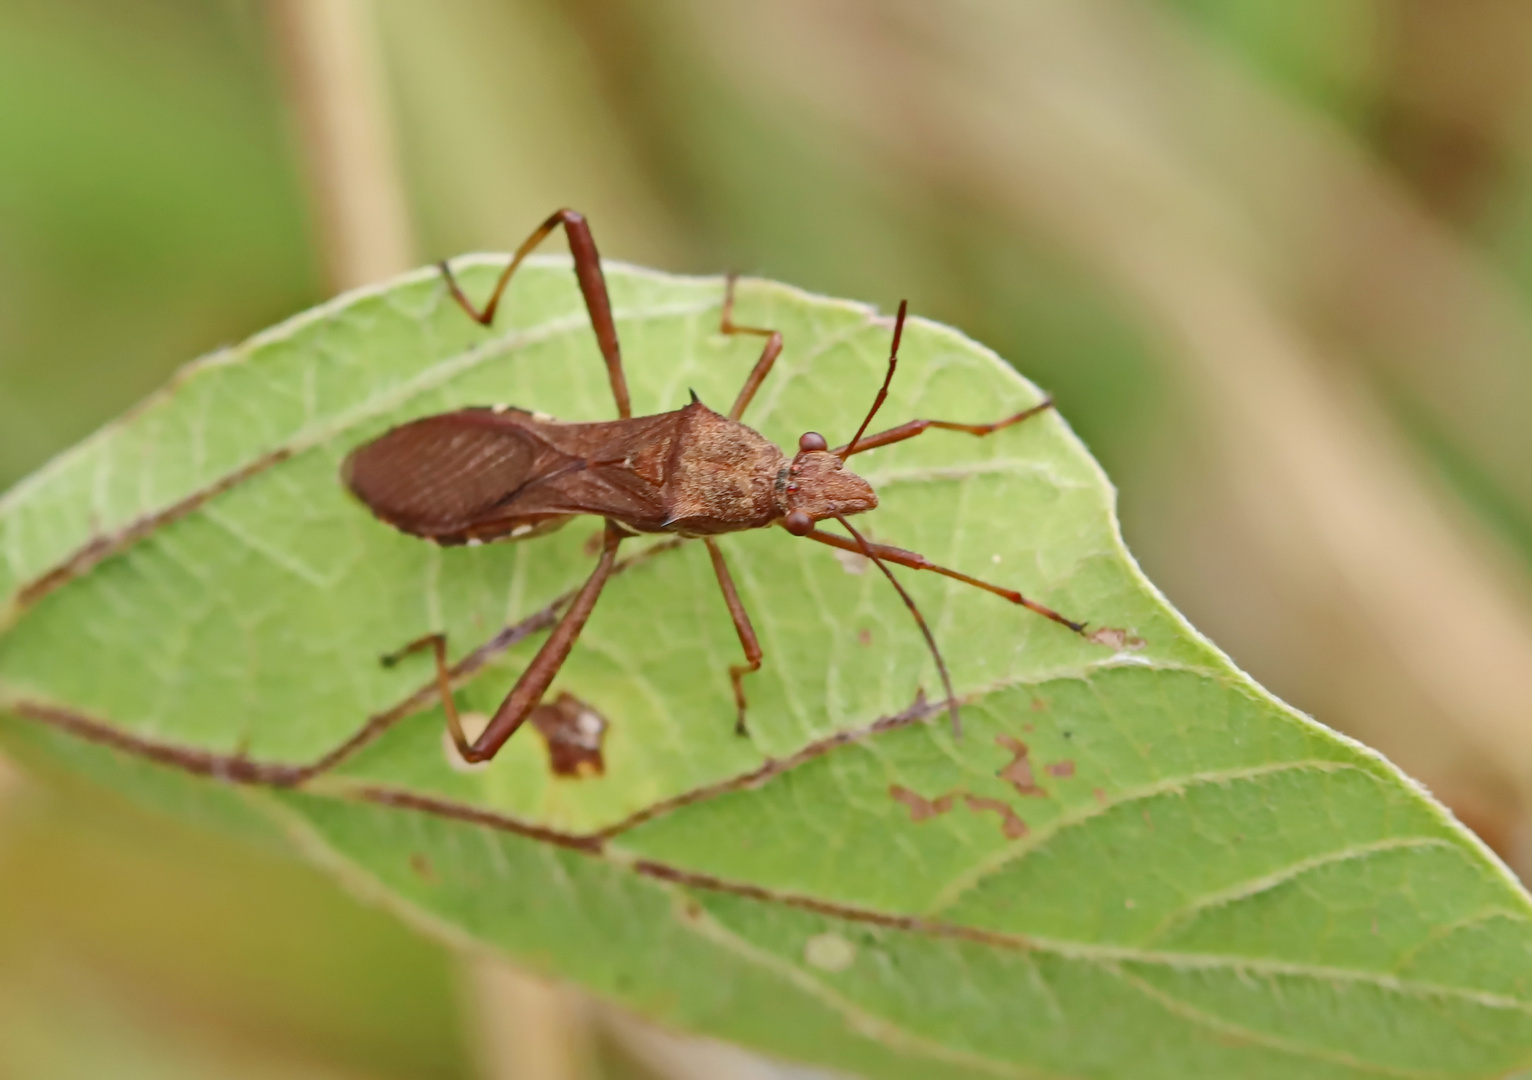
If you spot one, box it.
[798,431,828,452]
[784,509,814,535]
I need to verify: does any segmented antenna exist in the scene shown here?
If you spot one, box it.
[833,513,962,738]
[840,300,908,462]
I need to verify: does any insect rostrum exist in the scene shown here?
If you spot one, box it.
[343,208,1086,764]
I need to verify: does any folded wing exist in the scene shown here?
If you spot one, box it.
[343,407,685,543]
[343,409,559,540]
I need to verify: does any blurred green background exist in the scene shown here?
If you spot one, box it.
[5,0,1532,1075]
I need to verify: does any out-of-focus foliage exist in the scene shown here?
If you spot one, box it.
[0,763,471,1079]
[4,0,1532,1075]
[0,0,317,487]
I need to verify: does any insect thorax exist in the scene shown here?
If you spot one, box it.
[660,402,787,534]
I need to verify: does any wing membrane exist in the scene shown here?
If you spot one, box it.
[343,409,558,538]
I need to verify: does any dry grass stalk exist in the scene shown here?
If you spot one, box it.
[268,0,415,291]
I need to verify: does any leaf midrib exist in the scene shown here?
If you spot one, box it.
[8,682,1507,1014]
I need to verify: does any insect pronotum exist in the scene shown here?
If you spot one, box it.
[342,208,1086,762]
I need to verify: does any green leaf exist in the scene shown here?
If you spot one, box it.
[1,257,1529,1079]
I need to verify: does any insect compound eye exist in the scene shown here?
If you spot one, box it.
[798,431,828,453]
[784,509,815,536]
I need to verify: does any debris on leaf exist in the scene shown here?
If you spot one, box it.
[531,692,609,778]
[1087,626,1145,650]
[803,933,856,972]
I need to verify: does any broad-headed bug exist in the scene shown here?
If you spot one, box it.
[343,209,1085,762]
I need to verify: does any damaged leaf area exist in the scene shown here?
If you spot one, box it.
[0,258,1529,1079]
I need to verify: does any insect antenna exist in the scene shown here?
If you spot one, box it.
[839,300,908,461]
[833,513,963,738]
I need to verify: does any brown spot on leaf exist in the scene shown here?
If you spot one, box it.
[1045,760,1076,779]
[995,735,1047,797]
[889,784,955,822]
[531,692,608,778]
[892,772,1035,842]
[1087,626,1145,650]
[857,628,872,646]
[1029,698,1047,712]
[409,853,435,882]
[963,794,1029,839]
[1093,787,1107,805]
[678,898,705,924]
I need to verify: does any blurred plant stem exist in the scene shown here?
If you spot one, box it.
[1376,0,1532,222]
[269,0,414,291]
[468,961,595,1080]
[598,1007,809,1080]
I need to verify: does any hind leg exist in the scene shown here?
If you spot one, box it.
[440,208,633,419]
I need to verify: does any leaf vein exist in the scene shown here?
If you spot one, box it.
[1145,836,1469,943]
[1106,963,1455,1078]
[662,884,1078,1080]
[921,759,1365,916]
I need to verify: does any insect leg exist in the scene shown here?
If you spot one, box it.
[719,274,784,421]
[833,400,1054,458]
[458,521,626,763]
[440,208,632,418]
[704,538,764,736]
[381,632,479,760]
[799,526,1086,634]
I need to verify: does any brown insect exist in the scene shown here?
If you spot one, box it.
[343,209,1084,763]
